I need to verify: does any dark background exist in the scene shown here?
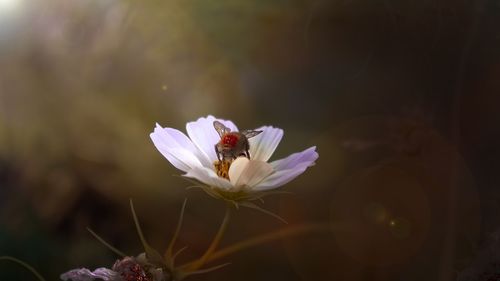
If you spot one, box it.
[1,0,500,280]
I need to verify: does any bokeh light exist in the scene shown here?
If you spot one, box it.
[0,0,21,12]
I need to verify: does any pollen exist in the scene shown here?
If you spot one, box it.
[214,159,232,180]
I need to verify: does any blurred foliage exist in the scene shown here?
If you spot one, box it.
[0,0,500,280]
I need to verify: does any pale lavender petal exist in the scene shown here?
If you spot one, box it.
[150,124,208,171]
[253,164,311,191]
[186,115,238,162]
[248,126,283,162]
[270,146,318,171]
[228,157,274,188]
[60,268,119,281]
[253,147,318,191]
[183,166,233,190]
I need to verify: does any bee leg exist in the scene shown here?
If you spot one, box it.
[214,145,221,162]
[244,142,250,159]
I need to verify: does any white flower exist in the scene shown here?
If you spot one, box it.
[60,255,167,281]
[60,267,119,281]
[150,115,318,198]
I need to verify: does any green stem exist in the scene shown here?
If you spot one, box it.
[0,256,47,281]
[185,205,231,271]
[87,228,127,258]
[206,223,331,263]
[165,199,187,265]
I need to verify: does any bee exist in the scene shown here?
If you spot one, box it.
[213,120,263,162]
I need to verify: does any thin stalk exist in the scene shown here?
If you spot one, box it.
[87,228,127,258]
[186,205,231,271]
[165,199,187,262]
[0,256,46,281]
[130,199,164,264]
[206,223,330,263]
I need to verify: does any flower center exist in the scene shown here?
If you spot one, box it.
[214,159,232,180]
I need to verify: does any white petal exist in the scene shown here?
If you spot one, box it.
[270,146,318,171]
[253,164,310,191]
[150,124,207,171]
[254,146,318,191]
[186,115,239,162]
[60,267,119,281]
[184,166,233,190]
[228,157,249,185]
[229,157,274,188]
[248,126,283,162]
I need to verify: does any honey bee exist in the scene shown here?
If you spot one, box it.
[213,120,263,161]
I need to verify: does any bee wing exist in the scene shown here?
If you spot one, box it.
[241,130,263,139]
[213,120,231,137]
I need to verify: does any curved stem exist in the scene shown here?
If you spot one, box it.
[0,256,47,281]
[87,228,127,258]
[206,223,330,263]
[165,199,187,265]
[186,205,231,271]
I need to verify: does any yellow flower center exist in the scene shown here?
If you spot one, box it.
[214,159,232,180]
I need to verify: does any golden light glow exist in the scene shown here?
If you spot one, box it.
[0,0,22,12]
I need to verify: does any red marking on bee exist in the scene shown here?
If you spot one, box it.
[221,134,239,148]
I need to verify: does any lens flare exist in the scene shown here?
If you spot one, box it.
[0,0,21,12]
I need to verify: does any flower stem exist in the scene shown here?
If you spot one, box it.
[186,205,231,271]
[165,199,187,266]
[0,256,47,281]
[205,223,331,263]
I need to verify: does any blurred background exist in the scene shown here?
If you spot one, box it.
[1,0,500,280]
